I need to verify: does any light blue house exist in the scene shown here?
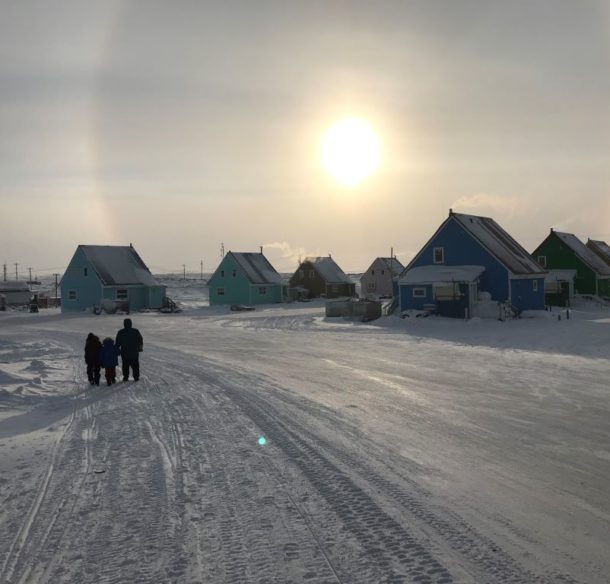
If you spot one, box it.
[398,211,546,317]
[61,245,166,312]
[208,252,287,306]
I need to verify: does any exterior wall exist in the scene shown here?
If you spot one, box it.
[360,259,398,297]
[510,277,545,311]
[408,218,510,301]
[249,283,284,304]
[597,278,610,299]
[0,290,31,305]
[289,261,327,298]
[149,286,166,308]
[326,282,356,299]
[399,284,434,311]
[209,255,253,305]
[61,248,103,312]
[208,255,284,306]
[533,235,597,295]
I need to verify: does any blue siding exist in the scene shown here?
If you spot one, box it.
[399,216,545,315]
[61,247,166,312]
[409,218,510,301]
[400,285,433,311]
[61,248,103,312]
[510,278,545,311]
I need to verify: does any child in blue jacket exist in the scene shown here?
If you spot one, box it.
[100,337,120,386]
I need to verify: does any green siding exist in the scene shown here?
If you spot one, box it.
[534,235,597,295]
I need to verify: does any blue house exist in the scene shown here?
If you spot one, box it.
[208,252,287,306]
[398,211,546,317]
[61,245,166,312]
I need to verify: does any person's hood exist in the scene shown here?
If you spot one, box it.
[123,318,132,329]
[103,337,114,345]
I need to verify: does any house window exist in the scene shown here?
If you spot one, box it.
[412,287,426,298]
[433,247,444,264]
[367,283,376,292]
[533,280,538,292]
[537,255,547,268]
[371,269,375,275]
[298,269,304,279]
[258,287,267,295]
[232,270,236,277]
[221,270,225,277]
[217,288,225,296]
[309,270,316,278]
[68,289,77,300]
[84,268,88,276]
[116,289,128,300]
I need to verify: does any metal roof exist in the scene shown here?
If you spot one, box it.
[586,239,610,267]
[452,213,546,275]
[79,245,159,286]
[304,257,353,284]
[230,252,284,285]
[377,257,405,275]
[552,232,610,276]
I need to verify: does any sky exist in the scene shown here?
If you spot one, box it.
[1,0,609,276]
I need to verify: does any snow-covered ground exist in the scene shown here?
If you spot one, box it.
[1,288,609,583]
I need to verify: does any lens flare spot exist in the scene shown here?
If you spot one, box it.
[258,436,267,446]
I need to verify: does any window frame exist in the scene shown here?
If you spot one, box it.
[258,286,267,295]
[217,287,225,296]
[115,289,129,300]
[68,289,77,301]
[533,280,538,292]
[537,255,547,268]
[412,287,427,298]
[433,247,444,264]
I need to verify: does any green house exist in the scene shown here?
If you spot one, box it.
[533,230,610,298]
[208,252,287,306]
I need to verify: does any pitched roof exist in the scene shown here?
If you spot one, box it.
[377,257,405,275]
[305,257,353,284]
[79,245,159,286]
[451,213,546,275]
[586,239,610,267]
[230,252,284,285]
[551,232,610,275]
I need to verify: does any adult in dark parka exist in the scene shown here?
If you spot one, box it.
[115,318,143,381]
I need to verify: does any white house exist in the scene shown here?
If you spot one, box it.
[360,257,404,298]
[0,281,32,306]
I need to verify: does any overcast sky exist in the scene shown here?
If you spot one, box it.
[1,0,609,275]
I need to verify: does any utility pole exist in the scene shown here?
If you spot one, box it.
[2,263,6,282]
[182,264,186,280]
[28,267,33,284]
[53,273,59,308]
[14,263,19,280]
[259,245,263,255]
[200,260,203,280]
[220,243,225,258]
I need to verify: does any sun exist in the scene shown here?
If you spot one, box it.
[321,117,381,187]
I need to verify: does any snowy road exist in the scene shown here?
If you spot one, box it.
[1,305,609,583]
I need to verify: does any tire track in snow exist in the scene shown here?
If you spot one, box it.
[184,353,578,584]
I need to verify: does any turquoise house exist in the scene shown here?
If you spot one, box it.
[208,252,287,306]
[61,245,166,312]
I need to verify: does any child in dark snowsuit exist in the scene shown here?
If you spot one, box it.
[84,333,102,386]
[99,337,120,386]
